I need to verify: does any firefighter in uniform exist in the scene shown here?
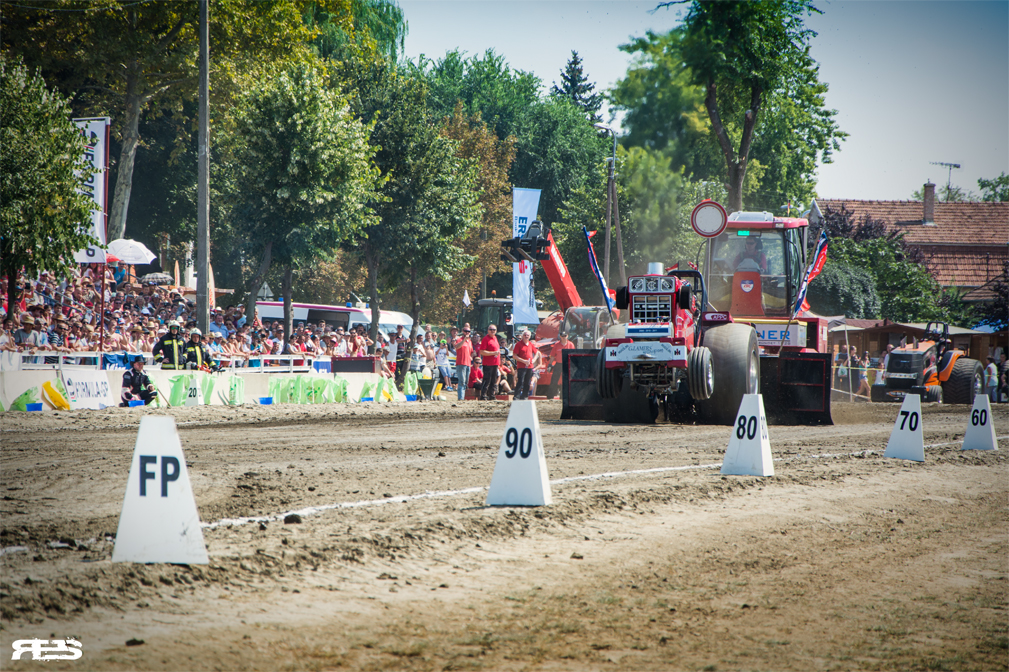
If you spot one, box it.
[120,356,156,406]
[152,321,186,369]
[184,328,212,370]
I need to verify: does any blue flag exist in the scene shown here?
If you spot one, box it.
[792,231,829,318]
[583,227,615,311]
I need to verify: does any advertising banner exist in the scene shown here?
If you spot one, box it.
[61,369,115,410]
[72,117,110,264]
[512,188,541,325]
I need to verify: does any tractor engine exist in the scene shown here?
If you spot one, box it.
[599,263,696,394]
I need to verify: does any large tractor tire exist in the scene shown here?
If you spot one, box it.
[943,357,984,405]
[687,346,714,401]
[595,349,621,399]
[696,324,759,425]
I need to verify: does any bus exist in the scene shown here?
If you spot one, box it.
[255,301,412,336]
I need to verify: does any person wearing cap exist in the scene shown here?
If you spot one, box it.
[435,338,453,390]
[120,355,156,406]
[14,315,41,349]
[454,326,473,401]
[152,320,186,369]
[512,328,539,400]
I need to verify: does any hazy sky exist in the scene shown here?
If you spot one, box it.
[399,0,1009,203]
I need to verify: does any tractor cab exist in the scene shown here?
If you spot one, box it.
[705,212,806,320]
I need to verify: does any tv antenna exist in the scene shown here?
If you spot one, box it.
[929,161,961,196]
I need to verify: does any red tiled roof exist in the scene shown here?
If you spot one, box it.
[813,198,1009,288]
[814,199,1009,246]
[920,244,1009,288]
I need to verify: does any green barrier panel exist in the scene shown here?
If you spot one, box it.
[403,372,419,397]
[374,378,385,403]
[310,377,329,404]
[229,376,245,406]
[358,380,374,402]
[169,375,191,406]
[200,374,215,405]
[331,377,349,403]
[10,387,40,412]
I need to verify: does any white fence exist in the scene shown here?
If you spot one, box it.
[0,351,316,374]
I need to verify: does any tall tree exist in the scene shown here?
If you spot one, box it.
[1,56,99,305]
[978,172,1009,202]
[222,63,379,347]
[338,58,481,345]
[3,0,324,240]
[669,0,843,212]
[550,50,603,123]
[309,0,408,62]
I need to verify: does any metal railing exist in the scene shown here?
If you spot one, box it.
[1,350,316,373]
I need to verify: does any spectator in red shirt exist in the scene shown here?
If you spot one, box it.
[512,328,538,399]
[454,326,473,401]
[478,324,501,400]
[544,330,575,399]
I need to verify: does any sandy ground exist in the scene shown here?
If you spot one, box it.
[1,400,1006,671]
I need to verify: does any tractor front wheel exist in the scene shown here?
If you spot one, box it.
[687,346,714,401]
[696,324,759,425]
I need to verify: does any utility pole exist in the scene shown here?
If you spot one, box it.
[195,0,210,332]
[929,161,961,200]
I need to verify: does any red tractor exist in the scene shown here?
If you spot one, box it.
[581,202,833,425]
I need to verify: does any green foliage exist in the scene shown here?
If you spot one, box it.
[659,0,844,212]
[610,20,843,213]
[550,51,603,123]
[411,49,540,140]
[978,172,1009,202]
[556,147,726,303]
[0,56,99,294]
[337,57,481,337]
[910,183,979,202]
[308,0,408,62]
[221,62,379,293]
[805,263,880,318]
[829,237,946,322]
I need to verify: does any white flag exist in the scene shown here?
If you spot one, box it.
[73,117,110,263]
[463,289,471,307]
[512,188,541,325]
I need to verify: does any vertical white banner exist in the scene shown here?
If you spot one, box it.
[512,188,541,326]
[72,117,110,263]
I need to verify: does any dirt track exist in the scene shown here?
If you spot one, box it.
[1,400,1007,671]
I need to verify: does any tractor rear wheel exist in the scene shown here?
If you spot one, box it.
[943,357,984,405]
[696,324,759,425]
[687,346,714,401]
[924,385,943,403]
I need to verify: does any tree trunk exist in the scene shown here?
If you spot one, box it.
[5,264,16,317]
[108,73,144,240]
[703,79,762,213]
[281,264,293,355]
[244,241,272,328]
[365,246,381,355]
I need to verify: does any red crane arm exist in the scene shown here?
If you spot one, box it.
[541,230,583,313]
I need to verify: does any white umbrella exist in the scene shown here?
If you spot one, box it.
[107,239,157,265]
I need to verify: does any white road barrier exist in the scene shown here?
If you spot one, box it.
[112,416,209,564]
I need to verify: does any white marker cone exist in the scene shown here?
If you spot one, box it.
[486,400,552,506]
[112,416,209,564]
[721,394,774,477]
[884,393,925,462]
[185,374,200,406]
[963,394,997,451]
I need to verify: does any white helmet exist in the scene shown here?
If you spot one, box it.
[168,320,180,328]
[190,328,202,337]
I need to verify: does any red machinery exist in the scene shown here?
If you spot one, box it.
[573,203,833,425]
[501,221,615,397]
